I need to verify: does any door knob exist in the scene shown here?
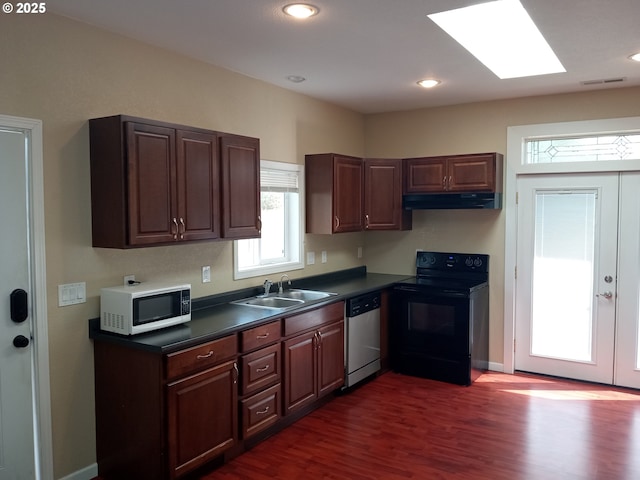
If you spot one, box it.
[596,291,613,299]
[13,335,30,348]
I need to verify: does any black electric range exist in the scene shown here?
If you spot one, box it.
[390,251,490,385]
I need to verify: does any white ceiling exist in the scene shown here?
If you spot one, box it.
[49,0,640,114]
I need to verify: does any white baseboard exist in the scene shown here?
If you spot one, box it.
[58,463,98,480]
[488,362,504,372]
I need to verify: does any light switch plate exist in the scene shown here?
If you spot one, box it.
[58,282,86,307]
[321,251,327,263]
[307,251,315,265]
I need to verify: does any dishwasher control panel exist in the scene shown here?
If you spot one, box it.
[346,292,380,318]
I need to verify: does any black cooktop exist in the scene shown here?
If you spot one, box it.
[394,251,489,293]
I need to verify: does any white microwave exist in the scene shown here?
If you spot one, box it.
[100,283,191,335]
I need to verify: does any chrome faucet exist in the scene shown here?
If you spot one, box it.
[262,279,273,296]
[278,274,291,294]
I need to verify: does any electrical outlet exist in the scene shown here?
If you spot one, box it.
[202,265,211,283]
[357,246,363,259]
[307,251,315,265]
[321,251,327,263]
[124,274,135,286]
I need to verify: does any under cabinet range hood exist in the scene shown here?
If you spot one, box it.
[402,192,502,210]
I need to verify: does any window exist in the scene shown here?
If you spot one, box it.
[526,134,640,164]
[234,160,303,279]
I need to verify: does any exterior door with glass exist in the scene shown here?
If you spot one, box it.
[515,173,619,384]
[615,172,640,388]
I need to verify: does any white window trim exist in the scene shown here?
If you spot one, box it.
[233,160,304,280]
[503,116,640,374]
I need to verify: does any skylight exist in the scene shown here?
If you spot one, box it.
[428,0,565,79]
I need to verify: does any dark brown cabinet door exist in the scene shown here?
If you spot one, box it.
[176,130,221,241]
[305,153,363,234]
[126,122,178,245]
[167,360,238,479]
[317,321,345,397]
[404,157,447,193]
[447,154,496,192]
[334,156,363,232]
[283,330,316,415]
[364,158,411,230]
[220,134,261,239]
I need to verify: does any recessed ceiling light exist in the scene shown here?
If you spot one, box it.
[428,0,565,79]
[286,75,306,83]
[417,79,440,88]
[283,4,319,19]
[630,52,640,62]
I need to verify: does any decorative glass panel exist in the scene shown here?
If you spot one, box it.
[531,190,596,361]
[526,134,640,163]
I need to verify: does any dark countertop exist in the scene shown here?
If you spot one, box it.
[88,268,412,355]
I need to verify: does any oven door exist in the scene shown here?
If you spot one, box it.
[392,285,471,357]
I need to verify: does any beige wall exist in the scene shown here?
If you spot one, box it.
[3,11,640,479]
[363,88,640,369]
[1,13,365,478]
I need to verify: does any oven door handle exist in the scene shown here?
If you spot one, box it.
[394,285,469,298]
[394,286,421,293]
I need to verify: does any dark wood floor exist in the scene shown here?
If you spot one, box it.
[204,371,640,480]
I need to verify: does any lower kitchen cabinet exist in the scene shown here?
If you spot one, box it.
[93,334,238,480]
[240,382,282,439]
[238,320,283,440]
[92,301,346,478]
[167,360,238,478]
[283,302,345,415]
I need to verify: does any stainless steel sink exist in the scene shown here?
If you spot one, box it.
[231,289,337,311]
[278,289,337,301]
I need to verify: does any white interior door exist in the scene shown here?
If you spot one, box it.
[515,173,619,384]
[0,127,36,479]
[615,172,640,388]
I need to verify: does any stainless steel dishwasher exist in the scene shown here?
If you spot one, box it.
[345,291,381,388]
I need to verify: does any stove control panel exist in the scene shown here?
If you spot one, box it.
[416,251,489,273]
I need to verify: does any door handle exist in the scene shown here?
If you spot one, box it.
[596,291,613,299]
[10,289,28,323]
[13,335,30,348]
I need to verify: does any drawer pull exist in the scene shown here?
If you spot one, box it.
[256,364,270,373]
[196,350,214,360]
[256,333,270,339]
[256,406,270,415]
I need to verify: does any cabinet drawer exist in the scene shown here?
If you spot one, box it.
[284,301,344,337]
[240,343,281,396]
[240,320,281,353]
[240,383,281,440]
[165,334,237,380]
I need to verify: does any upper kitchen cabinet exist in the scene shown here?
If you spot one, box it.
[404,153,503,194]
[219,134,261,239]
[364,158,411,231]
[89,115,259,248]
[305,153,363,234]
